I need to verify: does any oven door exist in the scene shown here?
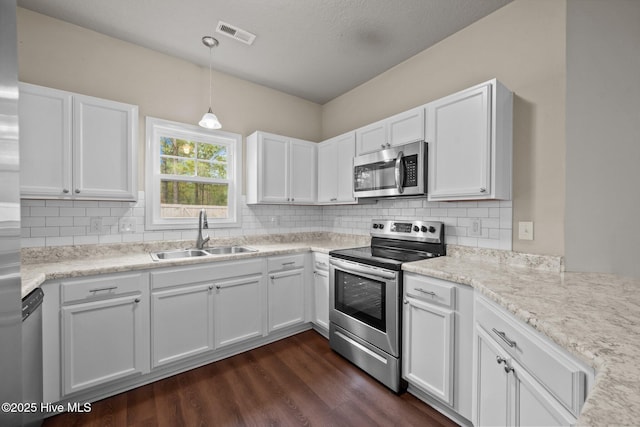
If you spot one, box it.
[329,257,401,356]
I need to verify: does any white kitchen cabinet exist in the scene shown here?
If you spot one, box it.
[246,131,316,204]
[267,254,306,332]
[427,79,512,201]
[150,259,264,368]
[317,132,357,204]
[402,273,474,424]
[403,295,455,404]
[355,106,425,155]
[60,273,149,396]
[213,274,265,348]
[312,252,330,333]
[472,295,591,426]
[19,82,138,201]
[151,283,215,368]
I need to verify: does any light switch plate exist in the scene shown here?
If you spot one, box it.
[518,221,534,240]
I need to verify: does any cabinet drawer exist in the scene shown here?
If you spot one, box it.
[405,273,455,309]
[475,295,586,416]
[151,259,263,290]
[267,254,305,272]
[61,273,146,304]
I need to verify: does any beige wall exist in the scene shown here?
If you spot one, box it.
[16,8,323,189]
[565,0,640,277]
[322,0,567,256]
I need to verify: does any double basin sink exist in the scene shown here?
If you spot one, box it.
[150,246,258,261]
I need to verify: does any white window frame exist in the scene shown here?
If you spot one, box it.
[145,116,242,230]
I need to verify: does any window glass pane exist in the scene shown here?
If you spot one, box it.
[196,160,227,179]
[197,143,227,161]
[160,158,195,176]
[160,137,196,158]
[160,180,229,219]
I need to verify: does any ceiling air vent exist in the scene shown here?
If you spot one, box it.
[216,21,256,46]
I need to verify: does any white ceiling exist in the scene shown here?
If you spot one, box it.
[16,0,513,104]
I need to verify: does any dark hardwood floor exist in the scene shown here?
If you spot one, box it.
[44,330,458,426]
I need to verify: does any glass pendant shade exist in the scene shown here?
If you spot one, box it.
[199,107,222,129]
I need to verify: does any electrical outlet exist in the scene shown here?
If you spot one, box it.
[469,218,482,237]
[518,221,534,240]
[119,217,136,233]
[89,217,102,234]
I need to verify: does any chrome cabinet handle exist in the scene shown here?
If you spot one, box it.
[282,261,296,266]
[89,286,117,294]
[75,189,80,194]
[62,189,69,194]
[394,150,404,194]
[480,187,487,193]
[403,299,409,305]
[134,298,140,303]
[415,288,436,297]
[380,144,386,149]
[504,365,514,374]
[330,198,337,201]
[492,328,517,348]
[386,143,391,148]
[496,356,507,365]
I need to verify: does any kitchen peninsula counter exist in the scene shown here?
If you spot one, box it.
[404,250,640,427]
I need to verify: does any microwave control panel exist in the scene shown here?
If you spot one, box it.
[404,155,418,187]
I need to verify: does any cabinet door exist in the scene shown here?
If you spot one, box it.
[428,83,492,200]
[313,269,329,330]
[317,139,338,203]
[259,133,289,203]
[73,94,137,200]
[318,132,356,203]
[19,83,73,198]
[513,358,577,427]
[403,296,455,405]
[151,283,214,368]
[473,325,512,427]
[268,268,305,332]
[289,138,316,203]
[214,274,264,349]
[387,107,425,147]
[62,294,148,395]
[355,120,386,155]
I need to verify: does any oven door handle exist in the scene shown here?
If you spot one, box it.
[394,150,404,194]
[330,258,397,280]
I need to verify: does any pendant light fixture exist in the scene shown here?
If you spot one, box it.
[199,36,222,129]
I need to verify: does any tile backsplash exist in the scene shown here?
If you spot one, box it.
[20,192,512,250]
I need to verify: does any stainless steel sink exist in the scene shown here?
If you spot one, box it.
[204,246,258,255]
[150,248,209,261]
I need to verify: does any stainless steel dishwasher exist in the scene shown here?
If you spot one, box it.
[22,288,44,427]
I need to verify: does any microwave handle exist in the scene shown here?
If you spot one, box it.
[394,151,405,194]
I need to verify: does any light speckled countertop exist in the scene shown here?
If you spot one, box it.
[20,235,640,426]
[404,254,640,427]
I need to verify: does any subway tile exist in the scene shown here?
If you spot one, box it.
[74,235,99,245]
[59,207,86,217]
[86,207,111,217]
[60,226,88,237]
[99,234,123,244]
[467,207,489,218]
[21,217,45,227]
[31,207,59,217]
[21,238,46,248]
[21,200,45,207]
[46,217,74,227]
[31,227,60,237]
[46,237,74,247]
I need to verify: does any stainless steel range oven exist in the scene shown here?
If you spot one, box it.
[329,219,446,393]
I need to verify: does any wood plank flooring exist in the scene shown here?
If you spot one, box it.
[43,330,458,427]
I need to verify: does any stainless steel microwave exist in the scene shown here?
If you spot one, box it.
[353,141,427,198]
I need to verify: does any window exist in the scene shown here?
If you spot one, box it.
[145,117,241,230]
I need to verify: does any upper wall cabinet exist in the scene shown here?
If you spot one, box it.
[246,131,317,204]
[426,79,513,201]
[19,83,138,201]
[355,106,425,155]
[317,131,356,204]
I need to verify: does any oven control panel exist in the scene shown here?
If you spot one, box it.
[371,220,443,243]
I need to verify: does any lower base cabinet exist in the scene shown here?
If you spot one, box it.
[312,252,330,332]
[267,254,306,332]
[150,259,265,368]
[59,273,150,396]
[473,295,591,427]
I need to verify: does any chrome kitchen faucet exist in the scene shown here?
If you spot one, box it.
[196,209,210,249]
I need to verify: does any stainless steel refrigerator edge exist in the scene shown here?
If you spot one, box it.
[0,0,23,425]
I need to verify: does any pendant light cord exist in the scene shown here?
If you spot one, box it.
[208,45,213,110]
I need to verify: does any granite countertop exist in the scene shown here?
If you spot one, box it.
[20,233,369,297]
[21,235,640,426]
[404,253,640,427]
